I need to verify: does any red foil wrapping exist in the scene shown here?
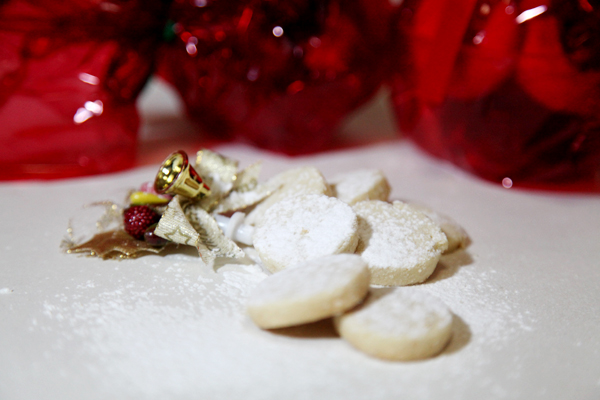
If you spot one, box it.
[0,0,169,179]
[391,0,600,191]
[158,0,398,155]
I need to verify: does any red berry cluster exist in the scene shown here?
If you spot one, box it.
[123,205,161,240]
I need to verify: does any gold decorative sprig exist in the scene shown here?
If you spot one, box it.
[63,149,280,262]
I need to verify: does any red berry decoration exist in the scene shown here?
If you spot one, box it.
[123,206,161,240]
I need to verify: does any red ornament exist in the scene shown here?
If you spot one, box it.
[158,0,397,155]
[391,0,600,191]
[0,0,169,180]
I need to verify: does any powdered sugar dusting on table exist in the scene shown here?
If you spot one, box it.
[26,181,532,398]
[30,256,269,396]
[4,141,596,399]
[28,247,535,398]
[417,253,535,345]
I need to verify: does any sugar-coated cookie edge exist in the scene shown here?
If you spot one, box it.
[403,202,470,254]
[353,200,447,286]
[334,290,453,361]
[247,255,371,329]
[330,169,391,205]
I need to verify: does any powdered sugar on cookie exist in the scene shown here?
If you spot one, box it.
[353,200,448,286]
[330,169,391,205]
[253,194,358,272]
[245,166,331,226]
[335,288,453,361]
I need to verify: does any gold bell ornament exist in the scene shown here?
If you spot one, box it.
[154,150,211,198]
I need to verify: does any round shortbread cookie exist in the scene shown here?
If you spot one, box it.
[253,194,359,273]
[247,254,370,329]
[335,289,453,361]
[352,200,448,286]
[330,169,391,205]
[404,202,470,254]
[245,166,331,226]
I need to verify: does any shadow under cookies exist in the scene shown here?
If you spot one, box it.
[268,318,339,339]
[264,289,471,361]
[442,314,471,355]
[426,249,474,284]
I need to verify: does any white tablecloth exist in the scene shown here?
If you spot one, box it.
[1,79,599,400]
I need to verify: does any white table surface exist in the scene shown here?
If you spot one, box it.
[1,79,599,400]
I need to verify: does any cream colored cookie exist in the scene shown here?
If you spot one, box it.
[404,202,470,254]
[330,169,391,205]
[353,200,447,286]
[245,166,332,226]
[247,254,370,329]
[335,289,453,361]
[253,194,359,273]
